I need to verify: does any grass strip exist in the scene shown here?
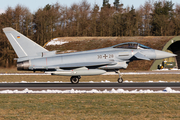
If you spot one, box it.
[0,74,180,83]
[0,94,179,120]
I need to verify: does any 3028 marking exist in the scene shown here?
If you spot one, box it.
[98,54,114,59]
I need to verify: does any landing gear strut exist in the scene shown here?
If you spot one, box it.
[70,76,81,84]
[115,70,123,83]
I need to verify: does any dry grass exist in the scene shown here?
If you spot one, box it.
[45,36,174,51]
[0,94,179,119]
[0,74,180,83]
[0,68,180,83]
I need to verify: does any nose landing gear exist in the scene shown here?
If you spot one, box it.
[115,71,123,83]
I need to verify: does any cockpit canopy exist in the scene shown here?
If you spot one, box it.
[112,42,152,49]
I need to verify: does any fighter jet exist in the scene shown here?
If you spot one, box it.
[3,27,176,84]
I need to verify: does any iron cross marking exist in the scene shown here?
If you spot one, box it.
[103,54,108,59]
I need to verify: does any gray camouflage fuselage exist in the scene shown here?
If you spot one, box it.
[3,27,177,81]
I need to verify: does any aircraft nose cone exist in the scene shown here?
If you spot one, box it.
[155,50,177,59]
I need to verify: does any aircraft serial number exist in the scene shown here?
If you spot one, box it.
[98,54,114,59]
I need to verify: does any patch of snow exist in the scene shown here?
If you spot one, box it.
[123,80,134,83]
[162,87,179,93]
[21,81,28,83]
[101,80,110,83]
[171,68,179,70]
[54,81,61,83]
[1,71,180,76]
[104,72,180,75]
[158,80,168,83]
[0,87,180,94]
[0,80,180,83]
[105,80,110,83]
[159,69,169,71]
[155,68,180,71]
[46,38,68,46]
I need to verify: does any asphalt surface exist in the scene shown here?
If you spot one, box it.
[0,83,180,91]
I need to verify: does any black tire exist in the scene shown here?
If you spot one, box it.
[117,78,123,83]
[70,76,79,84]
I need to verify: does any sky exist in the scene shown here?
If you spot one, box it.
[0,0,180,14]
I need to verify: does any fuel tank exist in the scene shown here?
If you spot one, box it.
[50,69,106,76]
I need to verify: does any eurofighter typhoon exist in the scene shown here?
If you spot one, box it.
[3,27,176,84]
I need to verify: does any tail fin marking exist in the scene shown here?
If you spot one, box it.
[10,33,28,57]
[3,27,48,58]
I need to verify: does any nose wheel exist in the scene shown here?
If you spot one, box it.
[70,76,81,84]
[115,70,123,83]
[117,78,123,83]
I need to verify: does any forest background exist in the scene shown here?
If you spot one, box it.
[0,0,180,68]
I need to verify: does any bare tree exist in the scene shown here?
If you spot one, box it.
[142,0,153,35]
[174,4,180,35]
[90,4,99,36]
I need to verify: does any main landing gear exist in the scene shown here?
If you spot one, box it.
[69,71,123,84]
[115,70,123,83]
[70,76,81,84]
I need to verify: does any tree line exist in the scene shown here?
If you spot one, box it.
[0,0,180,67]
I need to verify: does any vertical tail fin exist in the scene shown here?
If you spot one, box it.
[3,27,48,58]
